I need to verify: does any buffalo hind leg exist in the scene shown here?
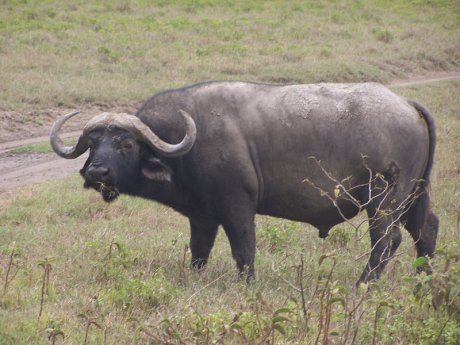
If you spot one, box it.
[405,210,439,274]
[359,204,403,284]
[189,217,219,271]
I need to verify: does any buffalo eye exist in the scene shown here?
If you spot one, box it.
[122,141,134,150]
[114,138,135,152]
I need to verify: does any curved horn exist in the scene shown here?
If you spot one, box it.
[88,110,196,157]
[50,110,197,158]
[50,111,90,159]
[132,109,197,157]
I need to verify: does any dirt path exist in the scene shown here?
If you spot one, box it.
[0,72,459,198]
[0,152,87,196]
[388,71,460,88]
[0,131,82,155]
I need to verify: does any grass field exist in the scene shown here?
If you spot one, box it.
[0,0,459,110]
[1,0,460,344]
[1,84,459,344]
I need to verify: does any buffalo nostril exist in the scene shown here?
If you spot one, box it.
[87,165,110,181]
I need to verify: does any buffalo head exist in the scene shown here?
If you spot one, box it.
[50,111,196,202]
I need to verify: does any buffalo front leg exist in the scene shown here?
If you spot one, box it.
[220,198,257,282]
[189,217,219,271]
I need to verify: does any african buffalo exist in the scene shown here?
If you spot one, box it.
[50,81,438,283]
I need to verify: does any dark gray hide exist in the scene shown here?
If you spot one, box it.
[52,81,438,283]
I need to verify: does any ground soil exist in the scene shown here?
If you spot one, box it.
[0,72,459,198]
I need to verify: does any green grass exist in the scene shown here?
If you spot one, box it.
[0,0,459,110]
[10,142,52,154]
[1,0,459,343]
[10,138,77,154]
[0,81,459,344]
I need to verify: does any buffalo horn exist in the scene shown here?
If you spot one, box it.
[116,109,197,157]
[50,110,196,159]
[50,111,90,159]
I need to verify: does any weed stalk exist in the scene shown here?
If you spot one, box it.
[79,313,103,345]
[38,258,52,319]
[46,328,65,345]
[2,247,19,296]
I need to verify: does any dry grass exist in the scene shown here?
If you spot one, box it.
[1,1,459,343]
[0,0,459,110]
[0,81,459,344]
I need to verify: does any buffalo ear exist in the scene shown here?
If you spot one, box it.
[141,157,172,182]
[80,157,92,177]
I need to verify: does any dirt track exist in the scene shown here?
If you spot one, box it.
[0,152,87,196]
[1,72,459,198]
